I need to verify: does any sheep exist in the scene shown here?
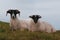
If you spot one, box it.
[29,15,56,33]
[6,9,28,31]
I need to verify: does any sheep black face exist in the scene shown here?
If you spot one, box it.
[6,9,20,19]
[29,15,42,23]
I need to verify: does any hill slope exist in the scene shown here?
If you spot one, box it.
[0,21,60,40]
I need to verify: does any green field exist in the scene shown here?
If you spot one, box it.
[0,21,60,40]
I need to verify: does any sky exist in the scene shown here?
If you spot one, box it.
[0,0,60,30]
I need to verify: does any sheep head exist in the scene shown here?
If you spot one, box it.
[6,9,20,19]
[29,15,42,23]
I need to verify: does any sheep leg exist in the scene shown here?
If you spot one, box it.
[10,26,16,31]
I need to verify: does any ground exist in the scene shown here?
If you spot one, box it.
[0,21,60,40]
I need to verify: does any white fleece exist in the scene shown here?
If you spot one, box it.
[28,19,56,33]
[10,18,29,31]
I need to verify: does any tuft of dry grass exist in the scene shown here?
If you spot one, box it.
[0,21,60,40]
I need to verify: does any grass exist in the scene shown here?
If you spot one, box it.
[0,21,60,40]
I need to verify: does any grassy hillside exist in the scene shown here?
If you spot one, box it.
[0,21,60,40]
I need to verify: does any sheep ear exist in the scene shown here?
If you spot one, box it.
[16,10,20,16]
[6,10,11,16]
[39,15,42,18]
[29,16,32,18]
[16,10,20,13]
[7,10,11,13]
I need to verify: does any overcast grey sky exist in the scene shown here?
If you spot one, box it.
[0,0,60,30]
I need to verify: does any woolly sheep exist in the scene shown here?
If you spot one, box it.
[29,15,56,33]
[6,9,28,31]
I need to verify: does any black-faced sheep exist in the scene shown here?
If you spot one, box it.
[29,15,56,33]
[6,9,28,31]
